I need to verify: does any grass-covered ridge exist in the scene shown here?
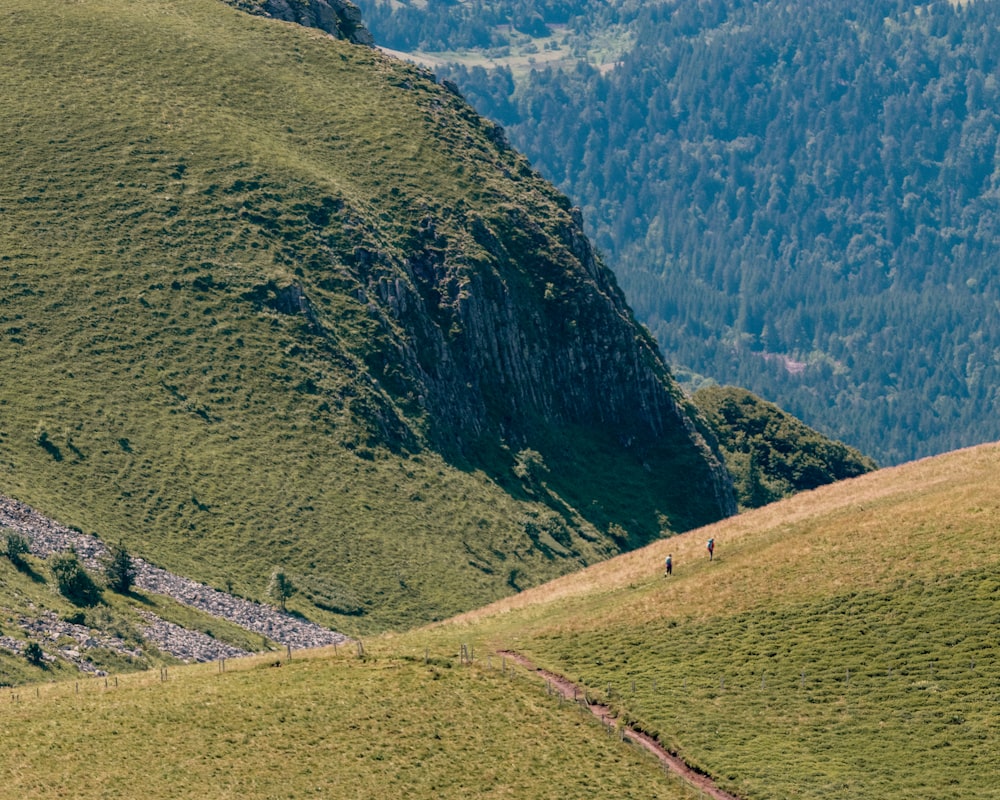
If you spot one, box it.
[0,0,730,633]
[427,442,1000,799]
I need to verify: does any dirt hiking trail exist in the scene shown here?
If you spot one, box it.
[502,651,742,800]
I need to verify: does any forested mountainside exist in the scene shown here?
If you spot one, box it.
[365,0,1000,465]
[0,0,733,633]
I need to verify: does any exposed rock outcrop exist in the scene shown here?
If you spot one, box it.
[221,0,374,46]
[334,198,739,526]
[0,496,349,655]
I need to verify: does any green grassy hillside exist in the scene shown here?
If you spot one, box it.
[0,0,732,634]
[1,650,684,800]
[435,442,1000,799]
[6,443,998,799]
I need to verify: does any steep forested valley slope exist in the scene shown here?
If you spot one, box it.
[364,0,1000,466]
[0,0,736,636]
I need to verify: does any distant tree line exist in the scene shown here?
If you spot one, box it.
[355,0,609,51]
[426,0,1000,464]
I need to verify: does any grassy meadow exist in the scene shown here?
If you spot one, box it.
[412,442,1000,799]
[1,648,686,800]
[5,444,999,799]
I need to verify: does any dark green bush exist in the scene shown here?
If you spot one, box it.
[4,532,30,567]
[103,541,136,594]
[50,550,102,607]
[24,641,45,666]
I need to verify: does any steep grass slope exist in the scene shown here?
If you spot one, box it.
[433,442,1000,799]
[0,0,732,633]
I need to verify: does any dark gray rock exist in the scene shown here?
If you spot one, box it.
[221,0,375,46]
[0,496,349,660]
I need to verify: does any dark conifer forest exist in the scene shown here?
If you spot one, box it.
[361,0,1000,465]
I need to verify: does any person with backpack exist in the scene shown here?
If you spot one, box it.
[664,553,673,576]
[707,538,715,561]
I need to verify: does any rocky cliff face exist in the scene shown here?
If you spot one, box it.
[261,125,738,531]
[221,0,374,45]
[359,198,738,527]
[216,0,734,527]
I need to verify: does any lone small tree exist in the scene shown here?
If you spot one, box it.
[50,549,102,607]
[24,641,45,667]
[267,568,296,611]
[4,532,30,568]
[103,540,136,594]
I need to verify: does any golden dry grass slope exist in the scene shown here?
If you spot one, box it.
[418,442,1000,799]
[5,444,999,799]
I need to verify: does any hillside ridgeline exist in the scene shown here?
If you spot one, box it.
[398,0,1000,465]
[6,440,1000,798]
[0,0,733,634]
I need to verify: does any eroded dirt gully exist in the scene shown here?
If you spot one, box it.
[501,651,742,800]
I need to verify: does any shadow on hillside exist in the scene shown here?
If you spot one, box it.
[124,589,156,606]
[11,559,46,584]
[443,419,722,558]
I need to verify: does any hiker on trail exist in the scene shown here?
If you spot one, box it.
[664,554,672,576]
[707,538,715,561]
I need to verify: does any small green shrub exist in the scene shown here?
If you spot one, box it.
[50,550,102,607]
[267,568,296,611]
[103,541,136,594]
[4,533,31,567]
[23,641,45,666]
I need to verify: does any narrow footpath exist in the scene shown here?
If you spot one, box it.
[502,651,742,800]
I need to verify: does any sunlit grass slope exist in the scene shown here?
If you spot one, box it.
[1,649,685,800]
[410,443,1000,799]
[0,0,726,634]
[6,445,996,799]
